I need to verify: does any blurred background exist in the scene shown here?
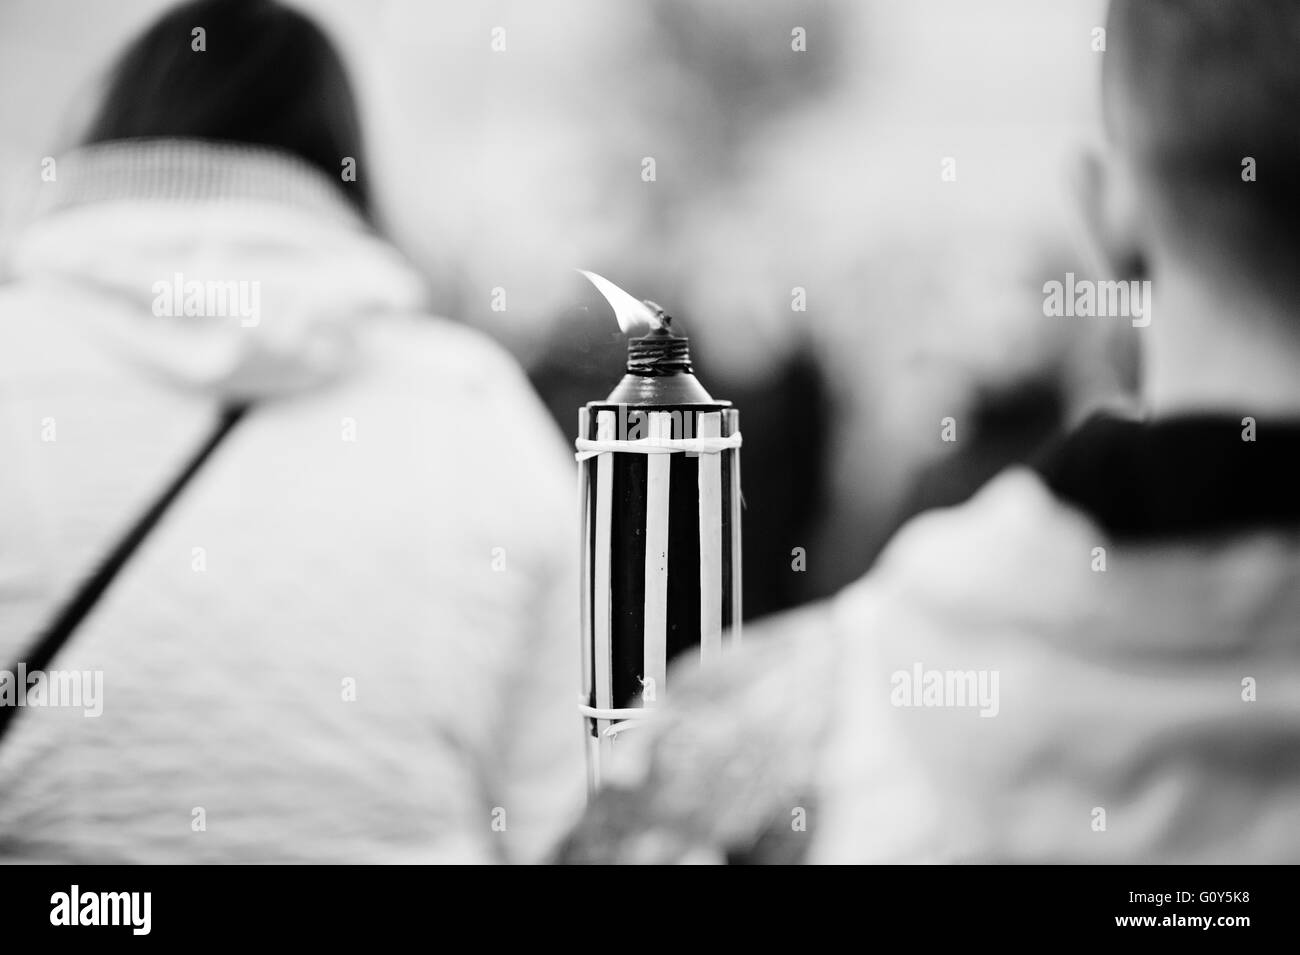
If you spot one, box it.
[0,0,1138,621]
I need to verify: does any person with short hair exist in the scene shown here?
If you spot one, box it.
[557,0,1300,864]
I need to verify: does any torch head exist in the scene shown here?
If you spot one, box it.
[610,315,713,404]
[578,270,715,403]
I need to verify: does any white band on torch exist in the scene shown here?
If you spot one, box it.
[578,703,656,721]
[574,432,743,461]
[578,703,656,739]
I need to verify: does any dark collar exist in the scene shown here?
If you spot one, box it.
[1031,412,1300,539]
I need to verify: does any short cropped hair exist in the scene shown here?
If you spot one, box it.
[1104,0,1300,291]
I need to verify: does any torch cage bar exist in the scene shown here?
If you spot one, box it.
[577,404,742,794]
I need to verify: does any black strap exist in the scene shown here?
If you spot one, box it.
[0,404,249,744]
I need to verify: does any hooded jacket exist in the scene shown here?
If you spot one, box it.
[559,415,1300,863]
[0,140,583,863]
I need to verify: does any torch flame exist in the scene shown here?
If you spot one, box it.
[577,269,662,334]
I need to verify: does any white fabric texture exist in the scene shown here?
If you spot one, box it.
[806,470,1300,867]
[570,468,1300,863]
[0,141,584,863]
[811,469,1300,862]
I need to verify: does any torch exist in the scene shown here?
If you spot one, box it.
[575,271,742,792]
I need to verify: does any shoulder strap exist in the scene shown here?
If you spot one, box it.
[0,404,249,744]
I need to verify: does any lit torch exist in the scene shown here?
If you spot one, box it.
[575,271,742,791]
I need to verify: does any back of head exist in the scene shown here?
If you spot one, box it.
[83,0,370,219]
[1103,0,1300,295]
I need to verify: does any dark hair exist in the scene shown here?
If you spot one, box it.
[84,0,370,218]
[1104,0,1300,290]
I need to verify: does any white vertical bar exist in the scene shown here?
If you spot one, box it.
[592,410,616,767]
[586,736,601,793]
[698,412,723,664]
[578,408,593,705]
[578,407,595,797]
[727,409,743,648]
[642,412,671,705]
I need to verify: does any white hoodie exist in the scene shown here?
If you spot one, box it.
[561,462,1300,863]
[0,140,584,863]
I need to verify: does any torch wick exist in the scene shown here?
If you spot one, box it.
[642,300,672,330]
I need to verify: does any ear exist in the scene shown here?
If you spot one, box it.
[1066,146,1147,280]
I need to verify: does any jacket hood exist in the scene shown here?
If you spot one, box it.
[8,139,428,399]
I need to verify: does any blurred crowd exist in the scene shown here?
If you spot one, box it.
[0,0,1129,618]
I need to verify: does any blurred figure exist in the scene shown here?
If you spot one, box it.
[559,0,1300,863]
[0,0,582,862]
